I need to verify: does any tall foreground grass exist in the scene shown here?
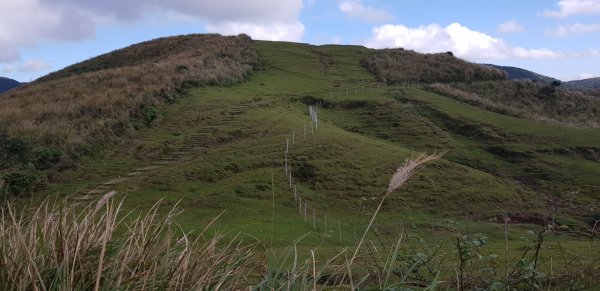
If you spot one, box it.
[0,195,257,290]
[2,154,598,289]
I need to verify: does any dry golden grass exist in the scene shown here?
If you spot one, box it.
[0,196,259,290]
[0,34,257,162]
[362,48,506,83]
[428,81,600,128]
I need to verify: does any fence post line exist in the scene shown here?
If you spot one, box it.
[285,151,288,177]
[503,210,509,278]
[324,214,327,235]
[304,125,307,140]
[304,203,307,222]
[431,218,436,242]
[465,213,469,239]
[339,220,342,245]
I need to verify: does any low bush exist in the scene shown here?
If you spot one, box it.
[362,48,506,83]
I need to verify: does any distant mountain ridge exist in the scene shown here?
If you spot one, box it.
[0,77,20,93]
[484,64,558,84]
[562,77,600,90]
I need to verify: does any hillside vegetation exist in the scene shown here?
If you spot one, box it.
[563,77,600,90]
[484,64,558,84]
[1,38,599,289]
[362,48,506,83]
[427,80,600,128]
[0,77,20,93]
[0,34,257,195]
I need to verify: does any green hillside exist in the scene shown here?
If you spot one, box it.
[2,37,599,288]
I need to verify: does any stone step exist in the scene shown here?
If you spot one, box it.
[74,194,96,200]
[135,166,160,171]
[86,188,109,195]
[102,177,129,186]
[126,171,143,176]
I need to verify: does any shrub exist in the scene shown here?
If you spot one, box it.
[1,169,46,197]
[0,130,30,168]
[33,147,62,170]
[362,48,506,83]
[0,34,259,171]
[427,81,600,128]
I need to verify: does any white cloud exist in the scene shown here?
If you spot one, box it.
[547,23,600,36]
[1,65,15,74]
[19,59,52,72]
[331,36,342,44]
[0,0,96,62]
[0,0,305,63]
[578,73,597,79]
[204,21,304,42]
[543,0,600,18]
[497,19,524,33]
[339,0,393,23]
[1,59,51,74]
[365,23,567,61]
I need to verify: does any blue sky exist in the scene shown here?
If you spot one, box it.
[1,0,599,82]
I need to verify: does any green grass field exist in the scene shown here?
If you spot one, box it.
[36,40,599,285]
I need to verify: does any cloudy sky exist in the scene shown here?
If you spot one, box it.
[1,0,599,82]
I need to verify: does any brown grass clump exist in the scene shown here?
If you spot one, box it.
[362,49,506,83]
[0,196,258,290]
[0,34,258,172]
[427,81,600,128]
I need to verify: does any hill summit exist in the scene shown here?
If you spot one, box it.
[0,76,20,93]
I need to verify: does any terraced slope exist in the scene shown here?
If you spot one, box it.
[32,40,597,253]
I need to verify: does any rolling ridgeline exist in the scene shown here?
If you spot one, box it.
[0,34,599,289]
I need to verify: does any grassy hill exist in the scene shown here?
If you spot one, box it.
[1,36,599,289]
[363,48,506,83]
[0,34,257,195]
[563,77,600,90]
[484,64,558,84]
[0,76,20,93]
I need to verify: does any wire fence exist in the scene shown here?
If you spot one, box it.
[273,83,599,251]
